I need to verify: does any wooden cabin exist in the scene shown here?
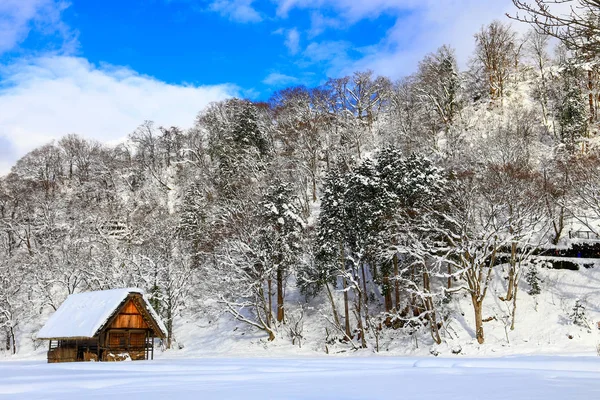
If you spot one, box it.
[36,288,167,363]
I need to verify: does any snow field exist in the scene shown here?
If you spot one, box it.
[1,356,599,399]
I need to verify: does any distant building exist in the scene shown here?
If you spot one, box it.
[37,288,167,363]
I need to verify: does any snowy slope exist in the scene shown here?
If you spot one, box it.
[162,263,600,359]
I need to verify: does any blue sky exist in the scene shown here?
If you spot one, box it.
[0,0,521,174]
[2,0,403,95]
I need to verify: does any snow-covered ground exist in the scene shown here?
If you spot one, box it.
[1,356,600,399]
[160,264,600,359]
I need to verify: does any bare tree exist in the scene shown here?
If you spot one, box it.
[473,21,518,101]
[510,0,600,56]
[527,30,553,126]
[387,77,424,152]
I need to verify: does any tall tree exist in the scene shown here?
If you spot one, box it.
[258,179,305,323]
[473,21,518,101]
[416,45,463,137]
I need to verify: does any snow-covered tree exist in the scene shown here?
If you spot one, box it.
[472,21,519,101]
[258,179,305,323]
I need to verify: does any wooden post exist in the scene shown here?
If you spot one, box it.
[145,331,149,360]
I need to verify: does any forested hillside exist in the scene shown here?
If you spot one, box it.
[3,2,600,356]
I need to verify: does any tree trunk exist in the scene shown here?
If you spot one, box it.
[472,295,484,344]
[423,271,441,344]
[9,327,15,355]
[325,282,341,328]
[361,263,368,304]
[447,263,452,289]
[552,206,565,245]
[166,303,173,349]
[505,241,517,301]
[257,287,275,341]
[543,170,564,245]
[343,276,351,339]
[510,279,519,331]
[354,286,367,349]
[277,268,284,323]
[267,278,273,328]
[410,265,418,315]
[340,241,351,339]
[393,254,400,310]
[383,273,392,313]
[589,70,595,123]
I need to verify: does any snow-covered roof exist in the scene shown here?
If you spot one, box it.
[36,288,167,340]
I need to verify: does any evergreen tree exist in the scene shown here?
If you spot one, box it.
[305,168,353,339]
[525,265,541,296]
[556,61,588,153]
[258,179,305,323]
[571,299,589,328]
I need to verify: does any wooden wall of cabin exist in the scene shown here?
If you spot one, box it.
[101,329,151,361]
[110,299,150,330]
[99,298,154,361]
[47,339,99,363]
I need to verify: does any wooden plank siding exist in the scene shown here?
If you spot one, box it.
[122,300,139,314]
[109,300,149,330]
[110,314,149,329]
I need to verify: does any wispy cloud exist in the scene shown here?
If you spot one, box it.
[0,0,76,55]
[0,56,237,175]
[276,0,406,21]
[208,0,262,23]
[284,28,300,55]
[300,40,358,78]
[308,12,342,38]
[262,72,298,87]
[303,40,351,64]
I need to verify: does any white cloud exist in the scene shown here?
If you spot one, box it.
[209,0,262,23]
[0,56,237,175]
[303,40,351,64]
[0,0,75,54]
[276,0,411,21]
[284,28,300,55]
[308,12,342,38]
[293,0,533,79]
[363,0,524,76]
[262,72,298,86]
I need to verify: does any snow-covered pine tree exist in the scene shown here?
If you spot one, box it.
[556,61,588,153]
[306,167,353,340]
[525,264,541,296]
[376,148,448,343]
[258,179,305,323]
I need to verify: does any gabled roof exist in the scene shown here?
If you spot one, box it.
[36,288,168,340]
